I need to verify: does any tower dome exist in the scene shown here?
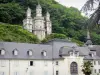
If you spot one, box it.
[46,11,50,21]
[26,7,31,18]
[36,4,42,17]
[36,4,42,9]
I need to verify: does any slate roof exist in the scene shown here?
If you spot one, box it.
[0,39,100,60]
[0,42,53,60]
[59,46,90,56]
[92,45,100,57]
[46,38,74,43]
[84,55,100,60]
[59,45,100,60]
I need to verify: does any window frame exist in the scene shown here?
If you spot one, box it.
[94,69,96,73]
[29,71,34,75]
[0,72,4,75]
[99,69,100,73]
[56,70,59,75]
[0,49,5,55]
[70,62,78,74]
[28,50,33,56]
[75,51,79,57]
[41,50,47,56]
[98,61,100,65]
[70,52,73,56]
[1,60,5,67]
[94,61,96,65]
[44,71,48,75]
[56,61,59,65]
[13,49,18,56]
[44,61,47,66]
[30,61,34,66]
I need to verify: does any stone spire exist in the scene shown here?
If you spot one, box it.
[46,11,50,21]
[23,7,33,32]
[45,11,52,35]
[36,4,42,17]
[26,7,32,18]
[85,28,93,46]
[37,4,41,9]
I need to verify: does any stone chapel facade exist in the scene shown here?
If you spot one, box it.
[23,4,52,40]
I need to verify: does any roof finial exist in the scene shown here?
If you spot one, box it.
[36,3,41,9]
[87,27,90,40]
[26,7,31,18]
[85,27,93,46]
[37,0,41,8]
[37,0,39,4]
[46,11,50,18]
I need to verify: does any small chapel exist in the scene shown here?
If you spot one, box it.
[23,4,52,40]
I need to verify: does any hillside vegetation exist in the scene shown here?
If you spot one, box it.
[0,0,100,44]
[0,23,39,43]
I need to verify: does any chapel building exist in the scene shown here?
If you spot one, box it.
[23,4,52,40]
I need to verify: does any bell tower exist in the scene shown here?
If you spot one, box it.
[23,7,33,32]
[36,4,42,17]
[23,4,52,40]
[45,11,52,36]
[33,4,46,40]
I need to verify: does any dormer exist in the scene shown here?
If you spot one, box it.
[0,49,5,55]
[41,50,47,56]
[69,51,73,56]
[89,50,96,57]
[89,53,93,57]
[92,50,96,56]
[75,51,79,57]
[13,49,18,56]
[27,49,33,56]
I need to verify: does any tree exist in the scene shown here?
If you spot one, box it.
[41,33,67,43]
[82,61,93,75]
[0,3,24,24]
[81,0,100,28]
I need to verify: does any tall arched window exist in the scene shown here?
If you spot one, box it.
[70,62,78,74]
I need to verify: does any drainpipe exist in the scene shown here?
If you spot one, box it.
[9,60,10,75]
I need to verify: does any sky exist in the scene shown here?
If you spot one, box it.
[55,0,88,10]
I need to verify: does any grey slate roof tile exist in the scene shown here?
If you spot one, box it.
[0,40,100,60]
[0,42,53,60]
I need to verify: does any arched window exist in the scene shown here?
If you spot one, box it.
[0,49,5,55]
[27,50,33,56]
[41,50,47,56]
[13,49,18,56]
[70,62,78,74]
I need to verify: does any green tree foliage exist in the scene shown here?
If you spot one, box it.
[0,3,24,24]
[0,0,100,44]
[41,33,84,46]
[81,0,100,28]
[41,33,67,43]
[82,61,93,75]
[0,22,39,43]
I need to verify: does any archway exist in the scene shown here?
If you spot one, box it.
[70,62,78,74]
